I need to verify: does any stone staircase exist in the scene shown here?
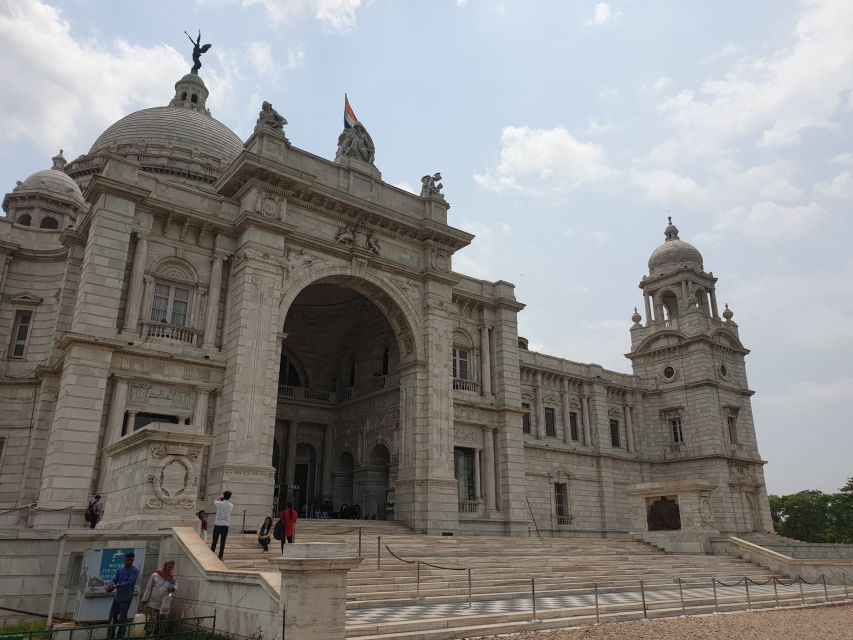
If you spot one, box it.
[218,521,850,640]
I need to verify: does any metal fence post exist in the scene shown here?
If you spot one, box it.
[844,573,849,601]
[467,568,472,609]
[712,578,719,614]
[416,561,421,602]
[376,536,381,570]
[242,509,246,532]
[744,578,751,610]
[212,609,217,636]
[799,577,805,605]
[67,509,73,529]
[822,574,828,603]
[640,579,647,619]
[594,582,600,624]
[531,577,541,623]
[773,576,779,607]
[677,577,685,615]
[358,527,362,557]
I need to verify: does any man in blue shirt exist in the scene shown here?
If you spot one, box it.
[106,552,140,639]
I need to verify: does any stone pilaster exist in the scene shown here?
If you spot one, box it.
[202,251,226,349]
[561,379,571,444]
[122,234,148,332]
[479,317,492,397]
[534,372,545,439]
[206,242,284,523]
[482,427,496,512]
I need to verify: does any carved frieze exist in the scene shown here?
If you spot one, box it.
[129,382,194,410]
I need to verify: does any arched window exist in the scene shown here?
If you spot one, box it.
[660,291,679,321]
[190,94,198,104]
[382,346,390,376]
[149,258,198,327]
[694,288,710,316]
[17,214,31,226]
[39,216,58,229]
[279,351,304,387]
[181,91,187,101]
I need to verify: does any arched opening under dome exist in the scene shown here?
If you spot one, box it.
[660,290,679,322]
[273,281,405,519]
[39,216,58,229]
[16,214,31,226]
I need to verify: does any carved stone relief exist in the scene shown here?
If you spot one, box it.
[129,382,194,410]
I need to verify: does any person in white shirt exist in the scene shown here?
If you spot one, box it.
[210,491,234,560]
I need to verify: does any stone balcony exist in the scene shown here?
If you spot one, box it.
[141,320,203,346]
[278,385,337,404]
[452,378,480,393]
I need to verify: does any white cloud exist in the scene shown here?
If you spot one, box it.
[393,181,416,194]
[564,229,611,245]
[456,0,468,6]
[236,0,362,33]
[715,201,825,243]
[816,172,853,198]
[656,0,853,154]
[832,152,853,166]
[247,41,276,75]
[0,1,186,154]
[584,2,622,27]
[475,125,611,193]
[286,48,307,70]
[629,169,705,204]
[453,219,514,280]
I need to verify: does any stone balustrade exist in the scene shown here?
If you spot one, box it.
[453,378,480,393]
[141,320,203,345]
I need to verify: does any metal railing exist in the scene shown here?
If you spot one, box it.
[0,615,220,640]
[376,536,473,608]
[458,500,480,514]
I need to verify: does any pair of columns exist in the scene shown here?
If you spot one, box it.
[642,284,720,324]
[282,422,334,501]
[531,375,593,446]
[468,428,497,511]
[121,234,227,348]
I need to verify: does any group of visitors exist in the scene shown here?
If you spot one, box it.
[257,503,298,552]
[104,552,177,639]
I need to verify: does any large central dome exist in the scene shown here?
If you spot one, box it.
[77,73,243,185]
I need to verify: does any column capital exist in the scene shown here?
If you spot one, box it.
[143,274,154,284]
[212,249,230,262]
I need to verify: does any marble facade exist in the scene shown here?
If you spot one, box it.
[0,70,772,538]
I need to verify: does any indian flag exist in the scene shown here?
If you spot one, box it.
[344,94,358,129]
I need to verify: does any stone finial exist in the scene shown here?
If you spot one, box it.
[336,121,376,166]
[420,172,445,200]
[52,149,67,170]
[631,307,642,326]
[687,294,698,307]
[255,101,288,137]
[723,303,734,321]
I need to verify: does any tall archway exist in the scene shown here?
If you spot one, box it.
[274,273,419,522]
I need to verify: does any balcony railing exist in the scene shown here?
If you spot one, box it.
[141,321,202,346]
[555,514,574,526]
[453,378,480,393]
[342,386,354,401]
[277,385,336,404]
[373,375,388,391]
[458,499,481,514]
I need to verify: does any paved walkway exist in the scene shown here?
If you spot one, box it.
[347,581,834,625]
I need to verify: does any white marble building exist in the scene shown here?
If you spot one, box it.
[0,70,773,540]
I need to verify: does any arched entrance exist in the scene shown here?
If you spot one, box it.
[273,276,415,520]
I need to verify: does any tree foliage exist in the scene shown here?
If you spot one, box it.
[769,477,853,543]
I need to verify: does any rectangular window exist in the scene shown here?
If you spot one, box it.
[671,417,684,444]
[453,447,476,500]
[554,483,570,524]
[727,416,738,443]
[452,348,469,380]
[544,407,556,437]
[569,412,579,441]
[609,419,620,448]
[522,403,531,434]
[150,284,191,326]
[10,310,33,358]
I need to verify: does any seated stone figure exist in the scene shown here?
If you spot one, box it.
[336,121,375,165]
[255,101,287,136]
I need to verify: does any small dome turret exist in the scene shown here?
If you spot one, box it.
[647,217,704,277]
[3,151,85,229]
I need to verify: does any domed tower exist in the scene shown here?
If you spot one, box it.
[2,151,86,229]
[627,218,773,535]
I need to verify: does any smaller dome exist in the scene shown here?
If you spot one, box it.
[13,151,85,209]
[648,217,703,277]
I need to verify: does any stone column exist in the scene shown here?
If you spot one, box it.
[680,280,689,309]
[126,410,138,433]
[272,543,362,640]
[561,379,571,444]
[285,422,298,487]
[106,376,130,447]
[483,428,496,512]
[321,424,333,500]
[624,403,635,453]
[581,394,593,446]
[534,371,545,439]
[479,320,492,397]
[643,293,652,326]
[710,289,720,318]
[473,448,481,500]
[202,251,226,349]
[122,235,147,332]
[193,388,211,432]
[139,276,154,335]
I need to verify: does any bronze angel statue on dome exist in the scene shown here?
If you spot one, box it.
[185,30,212,74]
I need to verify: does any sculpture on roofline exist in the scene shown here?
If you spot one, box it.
[336,121,376,165]
[185,30,212,74]
[420,172,444,199]
[255,101,287,136]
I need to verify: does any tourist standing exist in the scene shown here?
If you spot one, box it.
[105,552,140,640]
[257,516,273,553]
[277,502,298,553]
[197,510,208,542]
[87,495,104,529]
[140,560,176,637]
[210,491,233,560]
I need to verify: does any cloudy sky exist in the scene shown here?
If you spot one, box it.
[1,0,851,496]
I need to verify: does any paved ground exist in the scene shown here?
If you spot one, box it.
[504,603,853,640]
